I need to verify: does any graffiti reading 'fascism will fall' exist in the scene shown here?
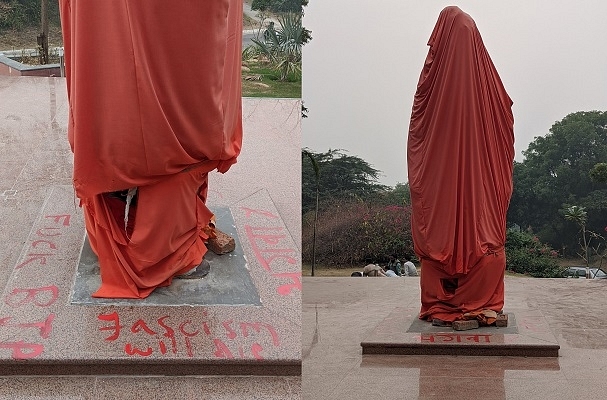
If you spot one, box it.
[98,311,280,360]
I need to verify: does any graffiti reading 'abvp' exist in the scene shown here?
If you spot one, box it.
[241,207,301,296]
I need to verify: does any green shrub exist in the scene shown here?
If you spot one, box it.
[505,230,560,277]
[302,201,413,266]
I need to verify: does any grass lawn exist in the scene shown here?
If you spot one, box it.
[242,61,301,98]
[1,22,300,99]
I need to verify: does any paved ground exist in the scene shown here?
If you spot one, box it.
[303,277,607,399]
[0,76,301,398]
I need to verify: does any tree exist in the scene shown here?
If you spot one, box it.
[563,205,607,273]
[302,200,413,266]
[302,149,388,214]
[505,230,560,277]
[251,13,304,81]
[302,149,320,276]
[590,163,607,183]
[301,149,413,267]
[375,182,411,207]
[507,110,607,253]
[563,205,590,275]
[0,0,60,31]
[252,0,308,14]
[37,0,48,64]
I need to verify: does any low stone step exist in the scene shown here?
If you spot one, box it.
[361,308,559,357]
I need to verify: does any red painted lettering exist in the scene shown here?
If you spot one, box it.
[213,339,234,359]
[179,320,199,337]
[124,343,153,357]
[0,341,44,359]
[185,337,194,358]
[45,214,71,226]
[222,320,237,340]
[98,312,122,341]
[273,272,302,295]
[246,226,286,245]
[157,316,177,354]
[202,321,211,336]
[241,207,278,219]
[31,240,57,250]
[14,254,54,270]
[240,322,280,346]
[131,319,157,336]
[35,228,61,237]
[5,286,59,307]
[0,314,55,339]
[251,343,264,360]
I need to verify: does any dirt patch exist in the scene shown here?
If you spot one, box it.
[0,25,63,51]
[0,11,259,50]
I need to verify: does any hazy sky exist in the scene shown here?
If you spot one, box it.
[302,1,607,186]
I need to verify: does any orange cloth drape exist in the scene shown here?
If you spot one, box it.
[60,0,243,298]
[407,7,514,321]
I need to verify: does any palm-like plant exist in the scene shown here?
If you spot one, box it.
[303,149,320,276]
[564,205,591,277]
[251,13,303,81]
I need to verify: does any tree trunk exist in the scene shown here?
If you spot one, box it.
[38,0,49,65]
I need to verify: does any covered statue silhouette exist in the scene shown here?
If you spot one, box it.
[59,0,243,298]
[407,6,515,322]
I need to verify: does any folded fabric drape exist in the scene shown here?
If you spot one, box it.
[60,0,243,298]
[407,6,515,321]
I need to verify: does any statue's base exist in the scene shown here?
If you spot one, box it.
[0,185,300,375]
[71,206,261,307]
[361,307,559,357]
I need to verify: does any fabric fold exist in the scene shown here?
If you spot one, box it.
[407,6,514,321]
[60,0,243,298]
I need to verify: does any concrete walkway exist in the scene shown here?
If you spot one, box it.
[303,277,607,399]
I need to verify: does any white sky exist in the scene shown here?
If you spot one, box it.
[302,1,607,186]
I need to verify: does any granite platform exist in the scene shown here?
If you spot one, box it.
[0,75,301,391]
[361,306,560,357]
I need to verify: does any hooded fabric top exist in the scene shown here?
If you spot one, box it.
[407,6,515,275]
[61,0,243,199]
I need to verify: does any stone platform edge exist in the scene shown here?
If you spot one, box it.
[361,342,560,357]
[360,307,560,358]
[0,359,300,376]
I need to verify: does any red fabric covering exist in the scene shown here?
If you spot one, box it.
[60,0,243,298]
[407,7,514,321]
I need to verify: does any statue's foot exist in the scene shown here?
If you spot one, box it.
[175,259,210,279]
[431,318,452,327]
[207,228,235,255]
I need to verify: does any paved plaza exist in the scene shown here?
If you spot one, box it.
[303,277,607,399]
